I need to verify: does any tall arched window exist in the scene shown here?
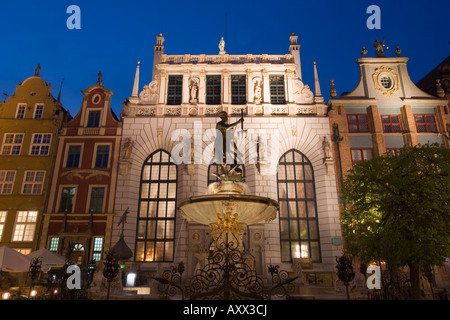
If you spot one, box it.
[277,149,321,263]
[136,149,177,262]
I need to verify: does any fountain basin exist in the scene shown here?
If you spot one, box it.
[178,194,278,227]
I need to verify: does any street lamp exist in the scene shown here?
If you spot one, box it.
[103,251,120,300]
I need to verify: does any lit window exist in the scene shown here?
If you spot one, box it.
[0,171,15,194]
[351,148,374,164]
[66,145,82,168]
[270,75,286,104]
[347,114,369,133]
[0,211,7,241]
[277,149,321,263]
[95,145,110,168]
[34,105,44,119]
[414,114,437,133]
[22,171,45,195]
[87,110,101,127]
[1,134,24,155]
[49,237,59,252]
[30,134,52,156]
[136,149,177,262]
[16,104,26,119]
[59,187,76,213]
[12,211,38,242]
[92,237,103,261]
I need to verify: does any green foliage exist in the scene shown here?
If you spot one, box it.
[341,144,450,268]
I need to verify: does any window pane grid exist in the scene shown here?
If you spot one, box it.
[270,75,286,104]
[22,171,45,195]
[206,75,221,105]
[381,115,401,133]
[30,134,52,156]
[2,134,23,155]
[34,105,44,119]
[351,148,374,164]
[95,145,110,168]
[0,171,15,194]
[137,150,177,262]
[231,75,246,105]
[87,111,101,127]
[414,114,437,133]
[347,114,369,133]
[66,145,81,168]
[277,150,321,263]
[167,75,183,105]
[12,211,37,242]
[16,105,26,119]
[89,187,105,213]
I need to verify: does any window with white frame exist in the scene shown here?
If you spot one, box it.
[30,134,52,156]
[0,170,15,194]
[12,211,38,242]
[49,237,59,252]
[22,171,45,194]
[1,134,24,155]
[16,104,26,119]
[92,237,103,261]
[0,211,7,241]
[34,105,44,119]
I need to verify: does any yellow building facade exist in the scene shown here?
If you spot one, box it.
[0,67,68,253]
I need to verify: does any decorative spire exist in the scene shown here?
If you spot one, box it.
[34,64,41,77]
[132,61,140,97]
[289,32,302,81]
[57,77,64,102]
[330,79,337,98]
[97,71,103,85]
[313,61,324,103]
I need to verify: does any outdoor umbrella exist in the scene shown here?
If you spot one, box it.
[0,246,32,273]
[27,248,66,268]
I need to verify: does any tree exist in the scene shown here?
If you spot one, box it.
[341,144,450,299]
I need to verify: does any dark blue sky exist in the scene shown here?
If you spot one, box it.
[0,0,448,117]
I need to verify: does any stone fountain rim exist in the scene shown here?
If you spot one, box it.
[177,194,279,210]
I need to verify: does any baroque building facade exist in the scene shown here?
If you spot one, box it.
[39,75,122,266]
[112,33,343,290]
[0,67,68,253]
[327,43,450,290]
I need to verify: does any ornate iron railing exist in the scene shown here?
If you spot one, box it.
[154,232,297,300]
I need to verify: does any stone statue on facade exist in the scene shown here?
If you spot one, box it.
[254,80,262,104]
[218,37,226,55]
[190,79,198,103]
[322,136,331,159]
[122,138,133,159]
[374,39,387,57]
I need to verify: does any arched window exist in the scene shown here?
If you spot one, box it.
[136,149,177,262]
[277,149,321,263]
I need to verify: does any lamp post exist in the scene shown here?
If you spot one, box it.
[28,257,42,299]
[336,252,355,300]
[103,251,120,300]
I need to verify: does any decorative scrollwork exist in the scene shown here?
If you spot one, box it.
[153,232,298,300]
